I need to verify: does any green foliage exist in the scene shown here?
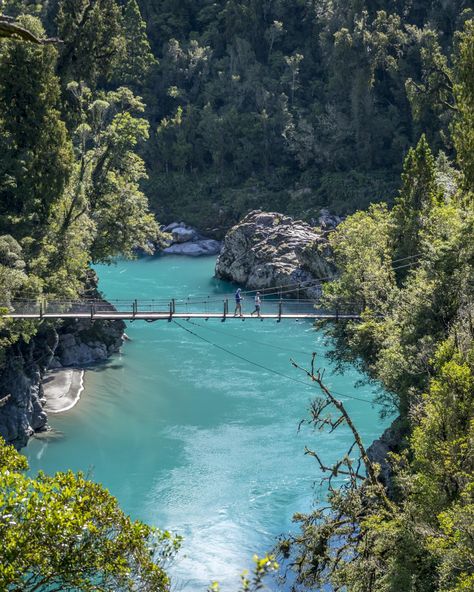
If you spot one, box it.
[392,134,441,274]
[290,25,474,589]
[56,0,126,86]
[453,20,474,191]
[0,5,160,347]
[118,0,157,87]
[0,437,179,591]
[128,0,471,227]
[64,83,159,262]
[0,15,74,239]
[326,203,397,313]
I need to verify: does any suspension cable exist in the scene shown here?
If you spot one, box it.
[173,320,380,405]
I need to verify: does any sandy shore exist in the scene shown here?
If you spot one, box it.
[42,368,85,413]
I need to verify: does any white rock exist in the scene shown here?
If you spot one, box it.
[215,210,334,298]
[163,239,222,257]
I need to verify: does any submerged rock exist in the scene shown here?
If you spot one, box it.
[215,210,335,298]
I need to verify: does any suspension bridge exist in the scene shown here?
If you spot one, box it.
[0,290,361,323]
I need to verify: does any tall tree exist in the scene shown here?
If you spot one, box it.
[452,20,474,191]
[56,0,126,87]
[117,0,156,87]
[392,134,440,275]
[0,15,73,241]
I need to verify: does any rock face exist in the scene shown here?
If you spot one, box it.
[318,208,343,231]
[215,211,335,298]
[367,416,408,498]
[51,317,125,368]
[0,273,126,449]
[161,222,222,256]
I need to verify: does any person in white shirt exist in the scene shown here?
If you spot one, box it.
[251,292,262,317]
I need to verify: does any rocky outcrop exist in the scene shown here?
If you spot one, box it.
[50,317,125,368]
[317,208,343,231]
[161,222,222,256]
[0,272,126,449]
[215,210,335,298]
[367,416,408,498]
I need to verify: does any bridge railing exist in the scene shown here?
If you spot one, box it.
[1,297,362,318]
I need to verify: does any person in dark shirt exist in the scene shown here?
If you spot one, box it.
[234,288,243,317]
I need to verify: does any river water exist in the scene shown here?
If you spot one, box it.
[26,256,387,590]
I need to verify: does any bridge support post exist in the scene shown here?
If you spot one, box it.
[39,301,43,320]
[90,304,95,321]
[222,298,228,322]
[168,301,173,322]
[172,298,176,314]
[133,299,137,318]
[278,300,282,323]
[335,306,339,323]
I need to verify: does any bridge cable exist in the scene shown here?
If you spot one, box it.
[185,319,323,356]
[173,320,380,406]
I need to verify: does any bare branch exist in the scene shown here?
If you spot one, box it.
[292,354,395,513]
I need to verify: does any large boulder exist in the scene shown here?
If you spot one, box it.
[163,239,222,257]
[171,226,198,243]
[215,211,335,298]
[160,222,222,256]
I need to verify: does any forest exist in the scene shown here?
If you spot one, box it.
[0,1,473,591]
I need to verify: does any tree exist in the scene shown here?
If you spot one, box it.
[0,436,179,591]
[0,15,73,241]
[62,83,159,262]
[325,203,397,314]
[284,52,303,105]
[0,235,26,305]
[118,0,156,87]
[452,20,474,191]
[391,134,440,276]
[56,0,126,87]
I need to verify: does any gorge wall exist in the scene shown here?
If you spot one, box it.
[0,274,125,449]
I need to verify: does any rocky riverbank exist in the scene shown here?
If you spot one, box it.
[0,273,126,449]
[161,222,222,256]
[215,210,336,298]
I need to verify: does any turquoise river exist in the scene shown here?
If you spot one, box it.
[26,255,389,590]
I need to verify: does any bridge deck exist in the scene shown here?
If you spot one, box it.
[2,312,360,321]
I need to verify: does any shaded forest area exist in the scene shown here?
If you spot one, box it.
[137,0,473,230]
[5,1,473,232]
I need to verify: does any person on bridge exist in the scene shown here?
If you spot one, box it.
[234,288,243,317]
[251,292,262,318]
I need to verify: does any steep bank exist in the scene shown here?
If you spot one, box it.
[215,210,336,298]
[0,275,125,449]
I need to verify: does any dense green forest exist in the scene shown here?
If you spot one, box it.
[4,1,473,231]
[283,20,474,590]
[0,1,473,591]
